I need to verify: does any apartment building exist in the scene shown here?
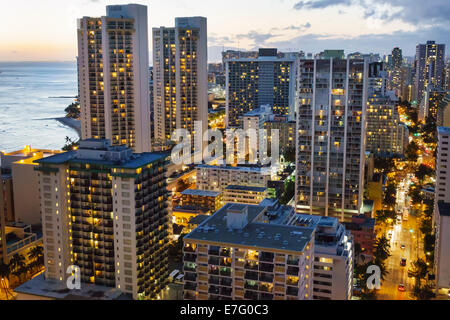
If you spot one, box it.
[0,146,61,225]
[152,17,208,151]
[34,139,169,300]
[296,58,368,222]
[264,117,296,153]
[437,94,450,127]
[415,41,446,104]
[223,185,268,205]
[77,4,151,153]
[180,189,223,213]
[290,214,354,300]
[225,48,297,127]
[196,165,272,193]
[366,95,406,157]
[434,127,450,294]
[419,87,447,123]
[183,203,315,300]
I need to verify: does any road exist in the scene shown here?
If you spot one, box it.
[378,175,423,300]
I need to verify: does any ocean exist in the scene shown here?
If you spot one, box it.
[0,62,79,153]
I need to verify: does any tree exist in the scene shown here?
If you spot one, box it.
[376,210,397,227]
[409,259,429,287]
[413,284,434,300]
[415,164,434,183]
[384,183,397,208]
[0,262,13,300]
[28,246,44,273]
[405,141,419,163]
[9,253,26,284]
[65,102,80,119]
[62,136,80,152]
[373,236,391,262]
[279,180,295,205]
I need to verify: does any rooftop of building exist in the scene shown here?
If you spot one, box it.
[184,203,314,254]
[14,274,130,300]
[225,185,267,192]
[188,214,211,226]
[34,140,168,169]
[181,188,222,198]
[197,164,271,174]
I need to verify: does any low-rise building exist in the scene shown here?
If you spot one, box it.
[183,203,315,300]
[180,189,223,213]
[196,165,272,193]
[223,185,267,205]
[344,215,376,258]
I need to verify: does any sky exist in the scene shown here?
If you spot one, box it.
[0,0,449,62]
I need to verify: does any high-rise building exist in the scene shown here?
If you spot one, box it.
[295,58,368,222]
[414,41,446,104]
[182,203,315,300]
[434,127,450,294]
[366,95,406,157]
[77,4,151,153]
[225,48,297,127]
[152,17,208,151]
[392,47,403,69]
[419,87,447,123]
[34,139,169,300]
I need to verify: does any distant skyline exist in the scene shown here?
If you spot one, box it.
[0,0,449,62]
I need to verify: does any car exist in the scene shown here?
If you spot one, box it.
[398,284,406,292]
[401,258,407,267]
[401,244,406,250]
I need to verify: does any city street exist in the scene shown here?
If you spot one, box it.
[378,175,424,300]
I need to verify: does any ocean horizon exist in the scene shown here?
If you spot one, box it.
[0,61,79,153]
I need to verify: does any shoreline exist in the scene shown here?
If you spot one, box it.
[55,117,81,137]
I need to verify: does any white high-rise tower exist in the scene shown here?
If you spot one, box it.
[77,4,151,153]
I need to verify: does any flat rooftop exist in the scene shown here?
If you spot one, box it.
[184,203,314,254]
[438,127,450,135]
[181,189,221,198]
[14,274,130,300]
[197,164,270,174]
[35,151,168,169]
[225,185,267,192]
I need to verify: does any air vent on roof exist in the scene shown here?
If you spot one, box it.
[283,241,289,246]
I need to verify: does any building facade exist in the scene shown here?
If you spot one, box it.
[414,41,446,104]
[183,203,315,300]
[295,58,368,222]
[225,49,297,127]
[77,4,151,153]
[34,139,169,300]
[196,165,272,193]
[152,17,208,151]
[366,95,406,157]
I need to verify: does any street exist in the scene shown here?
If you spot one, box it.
[377,175,423,300]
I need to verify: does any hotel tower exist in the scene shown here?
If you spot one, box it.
[295,58,368,222]
[152,17,208,151]
[35,139,170,300]
[77,4,151,153]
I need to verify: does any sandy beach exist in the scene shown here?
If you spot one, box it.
[55,117,81,136]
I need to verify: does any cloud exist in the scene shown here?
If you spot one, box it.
[293,0,352,10]
[293,0,450,25]
[235,31,280,46]
[265,24,450,56]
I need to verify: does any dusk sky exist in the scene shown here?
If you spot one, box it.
[0,0,449,62]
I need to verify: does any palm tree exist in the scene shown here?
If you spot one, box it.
[374,235,391,262]
[409,258,428,287]
[0,261,13,300]
[9,253,26,284]
[28,246,44,273]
